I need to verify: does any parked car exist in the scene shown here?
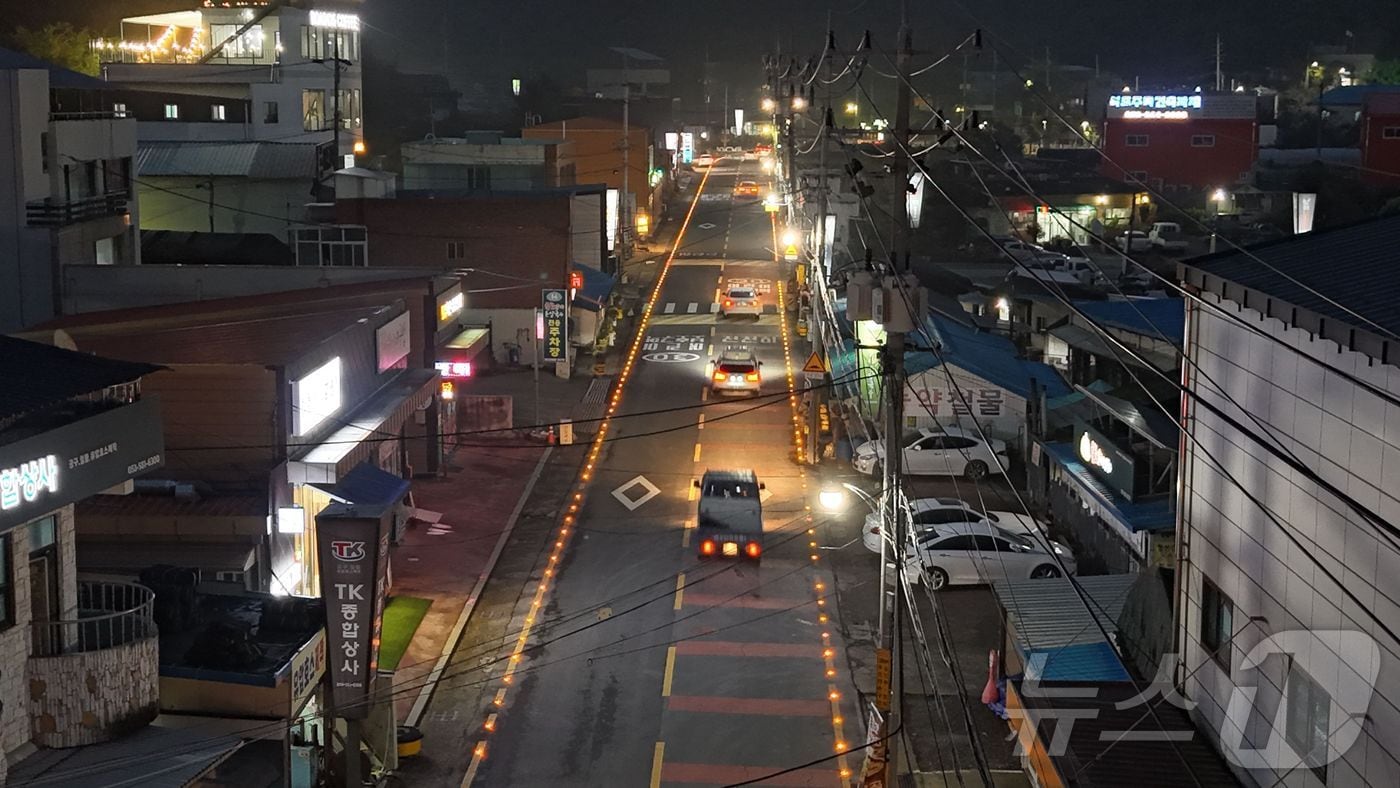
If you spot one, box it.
[1058,258,1107,285]
[992,237,1067,265]
[862,498,978,553]
[1116,230,1152,252]
[906,521,1078,590]
[851,426,1008,479]
[1148,222,1190,253]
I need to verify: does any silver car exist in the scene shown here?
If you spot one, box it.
[720,287,761,317]
[708,350,763,396]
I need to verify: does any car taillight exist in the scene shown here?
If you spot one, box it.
[701,540,717,556]
[745,542,761,558]
[746,373,759,381]
[724,300,733,308]
[713,371,727,382]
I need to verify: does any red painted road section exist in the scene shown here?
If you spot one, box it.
[674,641,823,659]
[667,695,831,717]
[661,761,841,787]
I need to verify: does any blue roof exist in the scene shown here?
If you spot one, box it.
[1042,441,1176,532]
[906,312,1070,399]
[572,263,615,312]
[1320,84,1400,109]
[1024,641,1131,682]
[1072,298,1184,345]
[311,461,410,510]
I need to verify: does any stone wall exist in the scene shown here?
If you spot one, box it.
[27,634,159,749]
[0,519,37,780]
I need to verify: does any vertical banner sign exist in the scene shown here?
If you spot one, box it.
[1293,192,1317,235]
[542,289,568,362]
[681,132,694,164]
[317,515,388,719]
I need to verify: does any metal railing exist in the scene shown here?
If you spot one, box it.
[49,111,124,121]
[25,191,130,227]
[31,580,156,658]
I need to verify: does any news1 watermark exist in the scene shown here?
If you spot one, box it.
[1004,629,1382,772]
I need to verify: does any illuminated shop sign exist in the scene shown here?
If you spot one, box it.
[1075,423,1137,501]
[309,10,360,31]
[541,289,568,362]
[438,291,465,325]
[1079,431,1114,474]
[1109,94,1202,110]
[294,357,343,436]
[435,361,473,378]
[0,456,59,513]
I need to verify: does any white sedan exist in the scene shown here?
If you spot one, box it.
[720,286,762,317]
[862,500,1043,554]
[906,521,1077,590]
[851,427,1008,480]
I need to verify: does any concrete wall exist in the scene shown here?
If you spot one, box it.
[0,70,56,330]
[904,366,1029,443]
[1179,291,1400,786]
[137,176,313,240]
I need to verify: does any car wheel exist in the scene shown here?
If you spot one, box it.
[965,460,989,480]
[1030,564,1061,579]
[927,567,949,590]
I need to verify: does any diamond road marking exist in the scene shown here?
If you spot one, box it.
[698,222,717,229]
[612,475,662,511]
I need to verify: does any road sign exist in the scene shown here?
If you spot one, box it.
[802,351,829,375]
[874,647,892,706]
[784,244,799,261]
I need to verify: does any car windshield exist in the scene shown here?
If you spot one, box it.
[728,289,755,299]
[703,481,759,498]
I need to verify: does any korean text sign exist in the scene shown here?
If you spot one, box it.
[316,513,389,719]
[542,288,568,362]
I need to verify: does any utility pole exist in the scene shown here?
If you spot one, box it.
[332,31,341,163]
[1215,34,1223,92]
[621,50,631,257]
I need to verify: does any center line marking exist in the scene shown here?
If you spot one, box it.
[650,742,665,788]
[693,443,702,462]
[697,413,705,429]
[674,573,685,610]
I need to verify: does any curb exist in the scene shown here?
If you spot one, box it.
[404,446,554,727]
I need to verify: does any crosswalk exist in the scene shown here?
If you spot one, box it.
[648,302,781,326]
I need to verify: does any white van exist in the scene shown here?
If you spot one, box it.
[1148,222,1189,253]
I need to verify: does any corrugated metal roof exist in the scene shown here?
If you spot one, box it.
[994,573,1136,651]
[1186,215,1400,338]
[137,142,318,178]
[0,337,163,422]
[906,312,1072,399]
[1072,298,1184,344]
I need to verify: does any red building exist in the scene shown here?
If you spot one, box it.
[1361,93,1400,186]
[1100,93,1258,192]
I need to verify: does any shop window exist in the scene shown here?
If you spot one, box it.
[1125,134,1149,147]
[1285,661,1331,784]
[1190,134,1215,147]
[1200,577,1234,671]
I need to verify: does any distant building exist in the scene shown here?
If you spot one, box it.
[1361,93,1400,186]
[401,133,577,191]
[0,47,140,331]
[1100,93,1258,192]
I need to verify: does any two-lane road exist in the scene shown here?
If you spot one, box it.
[470,159,858,787]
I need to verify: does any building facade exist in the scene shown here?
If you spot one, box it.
[0,50,140,331]
[1101,93,1258,192]
[1361,93,1400,186]
[401,134,578,192]
[1177,217,1400,786]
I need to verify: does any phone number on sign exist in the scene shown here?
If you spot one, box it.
[127,454,162,475]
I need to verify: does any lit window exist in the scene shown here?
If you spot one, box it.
[113,103,128,118]
[164,103,180,120]
[1200,577,1234,671]
[212,104,227,121]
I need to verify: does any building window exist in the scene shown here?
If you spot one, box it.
[1190,134,1216,147]
[1125,134,1149,147]
[1285,661,1332,783]
[1383,126,1400,140]
[40,131,48,174]
[113,102,128,118]
[446,241,466,260]
[1127,170,1148,183]
[264,101,280,124]
[1200,577,1234,671]
[302,89,325,132]
[212,104,227,121]
[208,24,264,59]
[164,103,180,120]
[0,535,11,630]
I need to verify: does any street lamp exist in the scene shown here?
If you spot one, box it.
[844,101,859,115]
[819,487,848,513]
[791,95,807,111]
[761,97,776,112]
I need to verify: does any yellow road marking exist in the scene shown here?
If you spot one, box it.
[682,527,691,548]
[700,386,709,402]
[663,645,678,696]
[650,741,666,788]
[693,443,702,462]
[674,574,685,610]
[687,481,696,501]
[697,413,705,429]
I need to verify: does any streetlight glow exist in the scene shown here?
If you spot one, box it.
[844,101,858,115]
[761,97,776,112]
[819,488,847,512]
[791,95,807,111]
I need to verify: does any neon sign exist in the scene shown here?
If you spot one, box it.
[1078,432,1114,475]
[435,361,473,378]
[1123,110,1189,120]
[0,455,59,512]
[438,292,464,323]
[309,10,360,31]
[1109,95,1202,110]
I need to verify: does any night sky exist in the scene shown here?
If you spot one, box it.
[15,0,1400,98]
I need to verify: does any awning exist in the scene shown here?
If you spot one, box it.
[443,327,490,356]
[1076,385,1178,449]
[288,368,438,485]
[9,724,242,788]
[1041,441,1176,532]
[1048,323,1177,372]
[77,539,258,575]
[571,264,616,312]
[310,461,410,509]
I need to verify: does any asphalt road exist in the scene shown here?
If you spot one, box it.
[449,159,859,787]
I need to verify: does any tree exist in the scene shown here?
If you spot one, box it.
[9,23,99,76]
[1368,59,1400,85]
